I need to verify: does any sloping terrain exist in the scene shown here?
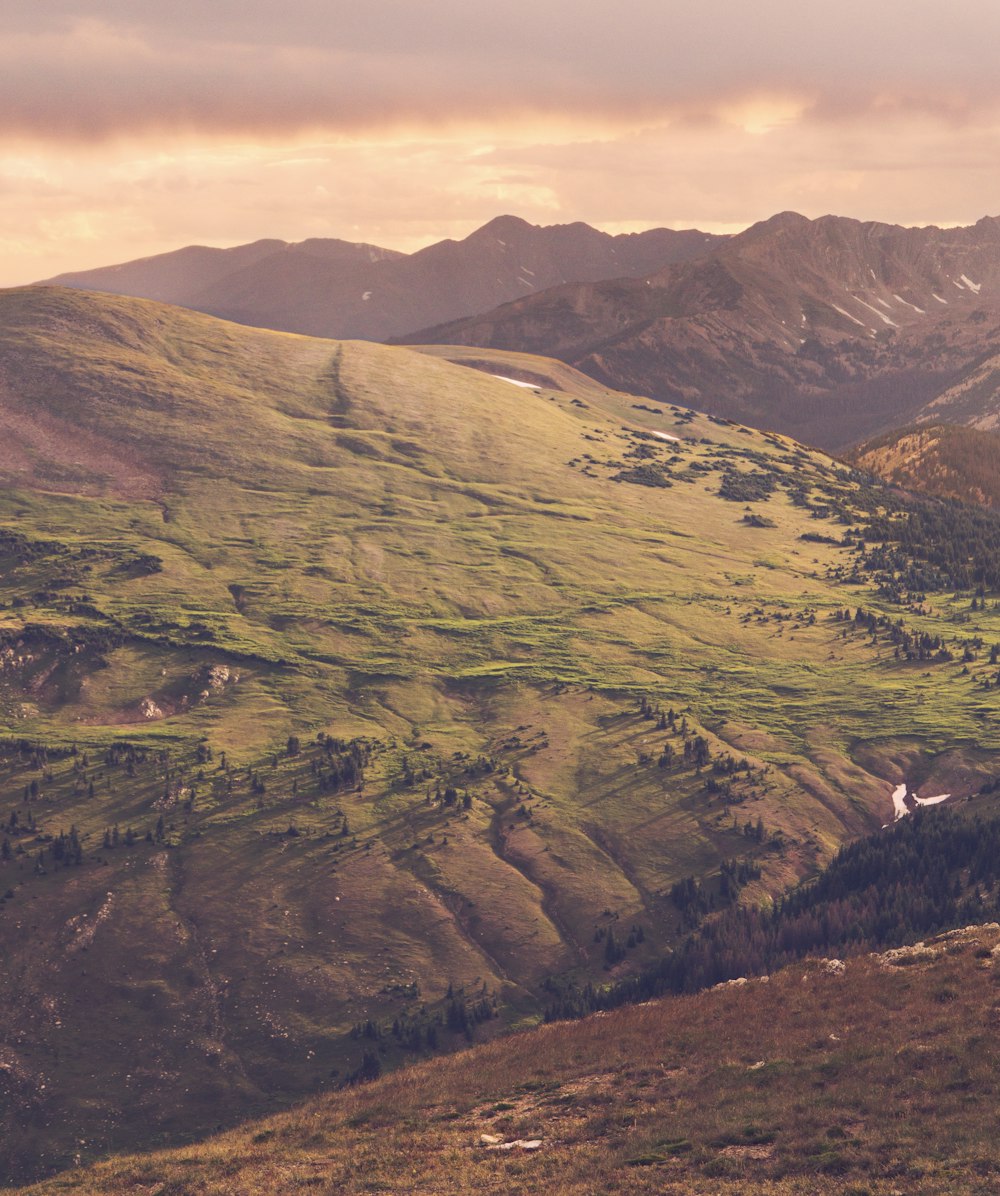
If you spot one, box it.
[1,287,1000,1180]
[403,212,1000,449]
[852,423,1000,509]
[42,216,721,341]
[12,921,1000,1195]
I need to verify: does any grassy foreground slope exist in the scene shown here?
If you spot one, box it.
[12,923,1000,1195]
[1,287,1000,1178]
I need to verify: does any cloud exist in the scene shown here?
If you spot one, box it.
[3,2,1000,286]
[4,105,1000,289]
[3,2,1000,141]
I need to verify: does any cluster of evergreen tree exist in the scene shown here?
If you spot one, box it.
[346,984,497,1084]
[545,806,1000,1022]
[668,853,762,929]
[30,825,84,873]
[832,606,952,661]
[859,499,1000,593]
[612,463,674,489]
[103,743,152,768]
[0,738,76,769]
[308,736,370,792]
[719,469,777,502]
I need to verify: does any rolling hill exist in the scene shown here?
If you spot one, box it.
[851,423,1000,509]
[41,217,722,342]
[2,286,1000,1181]
[402,212,1000,449]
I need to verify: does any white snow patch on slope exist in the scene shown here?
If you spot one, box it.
[854,297,899,327]
[890,782,950,822]
[650,430,681,442]
[893,294,925,314]
[492,375,539,389]
[960,274,982,294]
[876,297,892,309]
[831,304,866,327]
[520,266,535,276]
[361,291,372,301]
[952,278,966,290]
[932,293,948,304]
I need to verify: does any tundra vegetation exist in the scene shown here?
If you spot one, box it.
[1,288,1000,1183]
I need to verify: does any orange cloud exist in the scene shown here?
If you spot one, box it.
[3,3,1000,284]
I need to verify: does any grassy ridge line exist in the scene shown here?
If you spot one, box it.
[11,923,1000,1195]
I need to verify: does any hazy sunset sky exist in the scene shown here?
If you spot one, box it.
[4,0,1000,284]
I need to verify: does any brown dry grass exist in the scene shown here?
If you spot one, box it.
[15,924,1000,1195]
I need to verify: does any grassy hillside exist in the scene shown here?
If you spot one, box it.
[2,287,1000,1180]
[851,423,1000,509]
[12,920,1000,1195]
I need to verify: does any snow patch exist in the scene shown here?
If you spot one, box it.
[932,293,948,304]
[491,375,539,389]
[520,266,535,276]
[854,297,898,327]
[361,291,372,301]
[890,782,950,822]
[875,297,892,309]
[650,430,681,442]
[960,274,982,294]
[831,303,865,327]
[893,293,925,314]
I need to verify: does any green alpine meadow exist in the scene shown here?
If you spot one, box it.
[2,285,1000,1184]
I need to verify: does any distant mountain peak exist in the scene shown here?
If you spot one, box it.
[39,215,722,341]
[405,210,1000,451]
[468,214,536,238]
[739,210,812,240]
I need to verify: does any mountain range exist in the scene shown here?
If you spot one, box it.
[43,216,721,342]
[405,212,1000,449]
[44,211,1000,452]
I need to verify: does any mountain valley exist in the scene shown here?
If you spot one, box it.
[1,286,1000,1183]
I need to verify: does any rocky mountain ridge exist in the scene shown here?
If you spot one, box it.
[42,215,721,342]
[404,211,1000,449]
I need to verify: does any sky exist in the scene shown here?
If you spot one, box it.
[4,1,1000,285]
